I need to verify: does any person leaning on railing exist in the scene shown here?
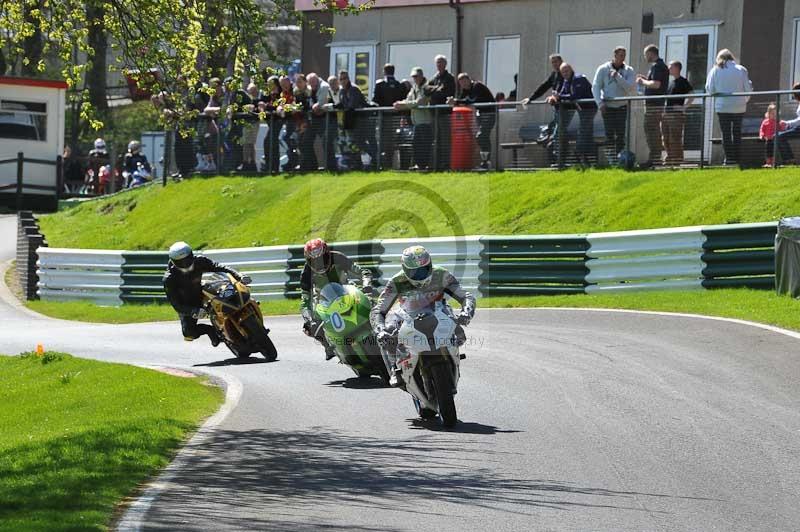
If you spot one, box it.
[662,61,694,166]
[776,83,800,166]
[547,63,597,166]
[450,73,496,169]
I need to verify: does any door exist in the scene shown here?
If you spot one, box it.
[329,45,376,97]
[660,24,718,163]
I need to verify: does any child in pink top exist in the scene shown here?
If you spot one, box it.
[760,103,787,167]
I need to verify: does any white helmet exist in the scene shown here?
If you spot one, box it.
[128,140,141,153]
[94,138,106,151]
[169,241,194,273]
[401,245,433,287]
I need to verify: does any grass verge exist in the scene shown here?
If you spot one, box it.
[25,298,300,323]
[38,168,800,250]
[481,288,800,331]
[0,352,223,531]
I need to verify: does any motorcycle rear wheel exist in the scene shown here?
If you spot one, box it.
[430,362,458,428]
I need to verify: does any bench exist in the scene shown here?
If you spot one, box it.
[501,137,608,168]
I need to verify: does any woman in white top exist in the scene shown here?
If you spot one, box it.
[777,83,800,165]
[705,49,753,165]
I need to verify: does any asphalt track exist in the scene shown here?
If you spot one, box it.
[1,214,799,531]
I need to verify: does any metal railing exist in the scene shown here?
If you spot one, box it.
[0,152,61,210]
[159,89,800,175]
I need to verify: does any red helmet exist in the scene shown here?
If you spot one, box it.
[304,238,331,274]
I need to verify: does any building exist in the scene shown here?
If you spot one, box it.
[298,0,798,95]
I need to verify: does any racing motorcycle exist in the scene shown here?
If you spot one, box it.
[201,273,277,361]
[314,283,390,384]
[390,299,465,428]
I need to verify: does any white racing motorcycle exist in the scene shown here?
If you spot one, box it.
[390,299,465,428]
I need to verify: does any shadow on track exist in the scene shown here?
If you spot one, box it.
[406,418,523,435]
[324,377,388,389]
[143,428,718,530]
[193,356,277,367]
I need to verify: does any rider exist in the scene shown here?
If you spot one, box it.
[163,241,251,346]
[370,245,476,387]
[300,238,373,360]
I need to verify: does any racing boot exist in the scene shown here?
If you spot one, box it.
[325,345,337,361]
[389,367,405,389]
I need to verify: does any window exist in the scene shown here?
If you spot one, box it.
[0,100,47,142]
[387,40,452,83]
[329,45,375,95]
[485,36,520,98]
[556,29,632,80]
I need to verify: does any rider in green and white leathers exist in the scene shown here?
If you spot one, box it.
[370,248,476,383]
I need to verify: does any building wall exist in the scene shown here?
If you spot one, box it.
[324,0,756,97]
[302,10,334,76]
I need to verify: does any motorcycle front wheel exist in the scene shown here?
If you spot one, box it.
[242,315,278,362]
[430,362,458,428]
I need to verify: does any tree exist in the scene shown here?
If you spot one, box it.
[0,0,371,128]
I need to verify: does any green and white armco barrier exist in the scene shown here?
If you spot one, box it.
[35,223,777,306]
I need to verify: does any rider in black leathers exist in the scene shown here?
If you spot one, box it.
[163,241,250,346]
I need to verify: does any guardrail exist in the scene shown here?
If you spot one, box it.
[16,211,48,300]
[35,223,777,306]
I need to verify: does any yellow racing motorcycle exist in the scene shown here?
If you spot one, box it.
[201,273,277,361]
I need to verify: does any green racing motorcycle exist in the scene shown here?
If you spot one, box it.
[314,283,390,385]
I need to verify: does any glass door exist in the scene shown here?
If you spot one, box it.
[329,45,375,96]
[660,24,717,163]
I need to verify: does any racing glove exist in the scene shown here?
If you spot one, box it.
[376,328,393,346]
[456,311,472,326]
[240,275,252,285]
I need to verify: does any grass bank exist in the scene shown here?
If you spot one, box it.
[0,352,223,531]
[39,168,800,250]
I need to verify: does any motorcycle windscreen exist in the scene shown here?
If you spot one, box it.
[318,283,354,313]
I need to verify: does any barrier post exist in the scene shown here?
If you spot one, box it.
[56,155,63,198]
[433,106,439,172]
[699,95,706,169]
[557,106,565,169]
[773,96,781,169]
[269,114,275,175]
[376,109,383,171]
[494,104,501,171]
[16,152,23,211]
[323,112,329,172]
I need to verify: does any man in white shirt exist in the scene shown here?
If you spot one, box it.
[593,46,636,162]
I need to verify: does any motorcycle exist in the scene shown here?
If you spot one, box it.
[201,273,277,361]
[313,282,389,384]
[390,299,465,428]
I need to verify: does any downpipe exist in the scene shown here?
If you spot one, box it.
[449,0,463,74]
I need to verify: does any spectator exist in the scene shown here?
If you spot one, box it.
[260,75,283,174]
[167,76,198,178]
[760,103,787,168]
[662,61,694,166]
[304,73,337,171]
[292,74,312,171]
[199,77,224,171]
[336,70,372,169]
[593,46,636,163]
[776,83,800,165]
[373,63,408,168]
[279,75,299,171]
[522,54,564,105]
[509,74,518,101]
[547,63,597,166]
[705,49,753,166]
[401,79,412,94]
[86,138,110,194]
[61,146,84,194]
[636,45,669,168]
[222,76,251,171]
[424,55,456,170]
[394,67,432,170]
[450,73,496,169]
[238,82,260,171]
[495,92,506,103]
[123,140,151,187]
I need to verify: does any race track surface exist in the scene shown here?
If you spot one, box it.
[1,215,798,531]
